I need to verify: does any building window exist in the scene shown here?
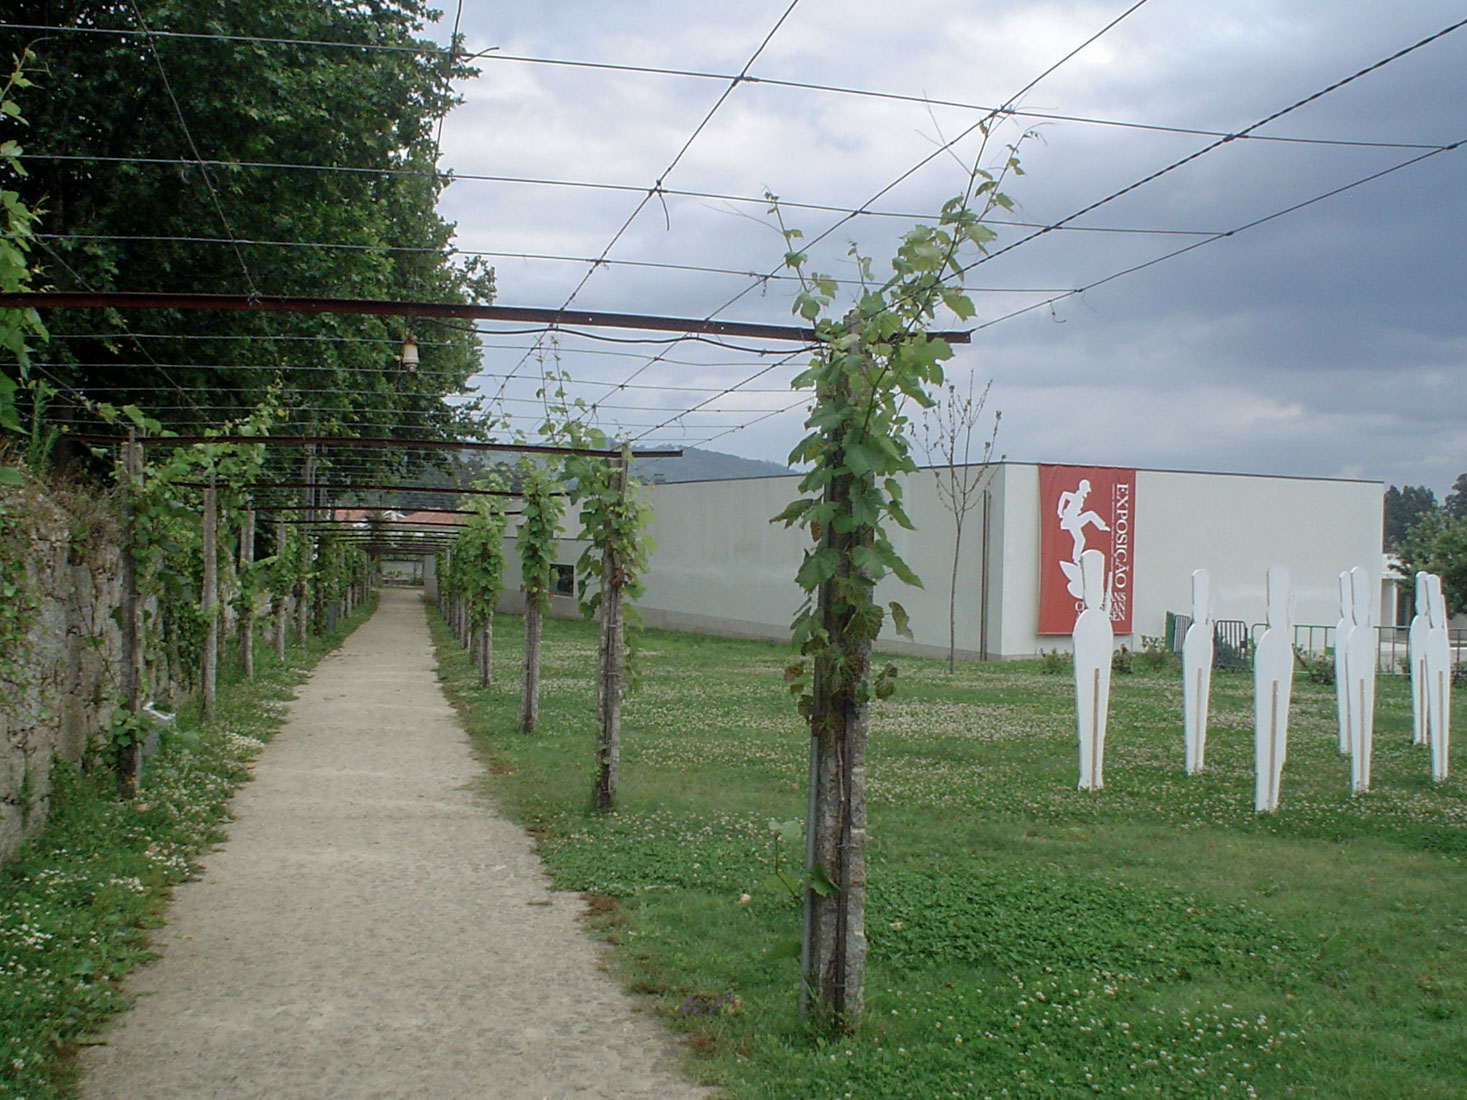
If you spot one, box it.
[551,562,575,597]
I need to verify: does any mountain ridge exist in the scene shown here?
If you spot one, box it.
[631,446,790,484]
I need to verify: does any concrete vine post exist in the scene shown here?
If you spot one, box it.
[592,455,630,812]
[295,539,311,643]
[478,607,491,686]
[563,436,652,812]
[297,447,314,642]
[453,490,508,689]
[770,131,1023,1031]
[239,505,255,680]
[200,474,218,720]
[516,464,564,734]
[273,522,288,660]
[116,434,145,796]
[803,368,874,1028]
[520,588,542,733]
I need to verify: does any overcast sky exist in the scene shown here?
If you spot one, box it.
[422,1,1466,495]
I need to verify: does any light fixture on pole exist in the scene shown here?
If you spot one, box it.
[400,333,419,372]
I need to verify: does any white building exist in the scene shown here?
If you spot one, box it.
[628,462,1385,661]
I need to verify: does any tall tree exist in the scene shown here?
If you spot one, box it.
[1444,473,1467,521]
[0,48,48,463]
[6,1,492,463]
[1396,511,1467,614]
[1383,484,1439,549]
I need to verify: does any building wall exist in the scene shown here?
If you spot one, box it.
[1131,468,1383,637]
[635,469,1003,657]
[493,525,591,622]
[634,464,1385,661]
[636,476,807,640]
[989,465,1385,656]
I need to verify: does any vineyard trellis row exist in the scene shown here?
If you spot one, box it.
[108,422,370,795]
[436,439,653,813]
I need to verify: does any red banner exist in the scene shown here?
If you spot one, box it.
[1038,465,1135,635]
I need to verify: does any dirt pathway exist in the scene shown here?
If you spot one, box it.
[81,588,714,1099]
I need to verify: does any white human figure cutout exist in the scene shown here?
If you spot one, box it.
[1344,565,1377,794]
[1333,571,1354,755]
[1072,548,1113,791]
[1409,571,1430,747]
[1254,565,1293,813]
[1057,479,1110,599]
[1181,568,1214,775]
[1424,573,1452,782]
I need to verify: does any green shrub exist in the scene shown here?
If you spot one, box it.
[1137,634,1178,673]
[1039,648,1071,674]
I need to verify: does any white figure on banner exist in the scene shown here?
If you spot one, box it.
[1409,571,1430,747]
[1344,565,1377,794]
[1181,568,1214,775]
[1254,565,1293,814]
[1333,571,1354,755]
[1424,573,1452,782]
[1057,479,1110,600]
[1072,548,1113,791]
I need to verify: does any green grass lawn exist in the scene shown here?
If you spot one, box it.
[431,604,1467,1100]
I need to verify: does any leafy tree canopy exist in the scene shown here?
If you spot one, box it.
[1395,509,1467,616]
[4,0,493,469]
[1444,473,1467,521]
[1383,483,1438,550]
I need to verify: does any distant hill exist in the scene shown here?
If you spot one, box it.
[632,446,790,484]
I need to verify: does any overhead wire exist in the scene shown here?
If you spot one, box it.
[28,357,801,392]
[125,0,261,300]
[612,0,1157,444]
[949,13,1467,284]
[967,136,1465,333]
[486,0,806,412]
[0,20,475,59]
[432,0,467,157]
[17,157,1243,238]
[19,4,1465,463]
[27,238,207,418]
[6,18,1443,153]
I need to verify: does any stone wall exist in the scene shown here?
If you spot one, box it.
[0,480,123,863]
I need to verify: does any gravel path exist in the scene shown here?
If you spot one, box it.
[80,588,714,1100]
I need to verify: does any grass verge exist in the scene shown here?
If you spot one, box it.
[0,592,377,1098]
[433,606,1467,1100]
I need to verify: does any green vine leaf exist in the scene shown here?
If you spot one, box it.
[889,602,913,641]
[808,862,840,898]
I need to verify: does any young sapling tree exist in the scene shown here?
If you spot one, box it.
[919,376,1002,671]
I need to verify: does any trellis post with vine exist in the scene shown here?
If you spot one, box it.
[566,445,652,812]
[455,487,508,688]
[772,134,1021,1030]
[200,474,218,719]
[272,522,290,660]
[594,455,629,810]
[517,462,564,733]
[116,433,146,796]
[238,505,255,679]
